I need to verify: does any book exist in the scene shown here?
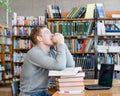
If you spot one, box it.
[53,91,84,96]
[56,81,84,87]
[58,86,84,91]
[48,67,82,76]
[59,90,84,94]
[60,72,85,78]
[79,39,87,53]
[74,7,86,18]
[47,5,53,18]
[112,14,120,18]
[85,3,95,18]
[56,77,84,82]
[52,5,61,18]
[71,7,81,18]
[84,38,93,52]
[87,22,94,35]
[97,45,108,53]
[96,3,106,18]
[66,7,77,18]
[108,46,120,53]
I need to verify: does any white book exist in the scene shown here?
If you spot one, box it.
[108,46,120,53]
[56,77,84,82]
[59,86,84,91]
[96,3,106,18]
[97,45,108,53]
[85,3,95,18]
[112,14,120,18]
[48,67,82,76]
[59,90,84,94]
[57,81,84,87]
[60,72,85,78]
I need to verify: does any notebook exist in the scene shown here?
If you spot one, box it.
[85,64,114,90]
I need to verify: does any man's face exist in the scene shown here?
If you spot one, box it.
[39,27,54,46]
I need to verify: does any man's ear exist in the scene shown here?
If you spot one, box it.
[37,36,42,42]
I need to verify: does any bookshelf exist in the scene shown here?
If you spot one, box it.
[46,18,96,79]
[0,25,12,83]
[12,13,45,79]
[46,10,120,79]
[12,25,33,78]
[12,28,32,78]
[96,17,120,79]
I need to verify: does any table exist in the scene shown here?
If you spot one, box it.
[52,79,120,96]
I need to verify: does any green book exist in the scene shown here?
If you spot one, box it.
[87,22,94,35]
[66,7,77,18]
[74,7,86,18]
[62,21,66,36]
[71,7,81,18]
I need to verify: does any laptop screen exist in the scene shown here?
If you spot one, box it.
[98,64,114,87]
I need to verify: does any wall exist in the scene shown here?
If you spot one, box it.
[0,0,120,26]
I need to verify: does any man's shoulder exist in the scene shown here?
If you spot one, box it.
[28,46,43,55]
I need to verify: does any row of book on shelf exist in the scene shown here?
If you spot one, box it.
[46,3,106,19]
[0,64,21,80]
[12,12,45,26]
[0,54,11,61]
[0,72,12,80]
[47,20,120,36]
[73,52,120,65]
[65,37,120,53]
[0,63,12,80]
[13,39,32,49]
[0,28,11,36]
[0,37,12,44]
[97,20,120,35]
[97,45,120,53]
[13,52,26,62]
[0,64,22,80]
[74,56,95,69]
[65,38,94,53]
[12,26,33,36]
[0,45,11,53]
[47,21,94,36]
[14,65,21,76]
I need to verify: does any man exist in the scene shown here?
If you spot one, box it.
[20,25,75,96]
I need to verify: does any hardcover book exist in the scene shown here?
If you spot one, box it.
[48,67,82,76]
[85,3,95,18]
[96,3,106,18]
[56,81,84,87]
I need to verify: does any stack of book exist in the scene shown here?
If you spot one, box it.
[49,67,85,95]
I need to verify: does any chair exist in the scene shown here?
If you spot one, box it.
[11,81,20,96]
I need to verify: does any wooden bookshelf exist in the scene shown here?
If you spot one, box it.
[0,25,12,82]
[47,18,94,21]
[12,25,33,78]
[46,10,120,79]
[105,10,120,18]
[46,18,96,79]
[12,14,44,79]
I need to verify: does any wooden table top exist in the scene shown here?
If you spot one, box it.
[52,79,120,96]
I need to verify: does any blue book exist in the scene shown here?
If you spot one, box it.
[96,3,106,18]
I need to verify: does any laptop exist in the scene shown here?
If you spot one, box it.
[85,64,114,90]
